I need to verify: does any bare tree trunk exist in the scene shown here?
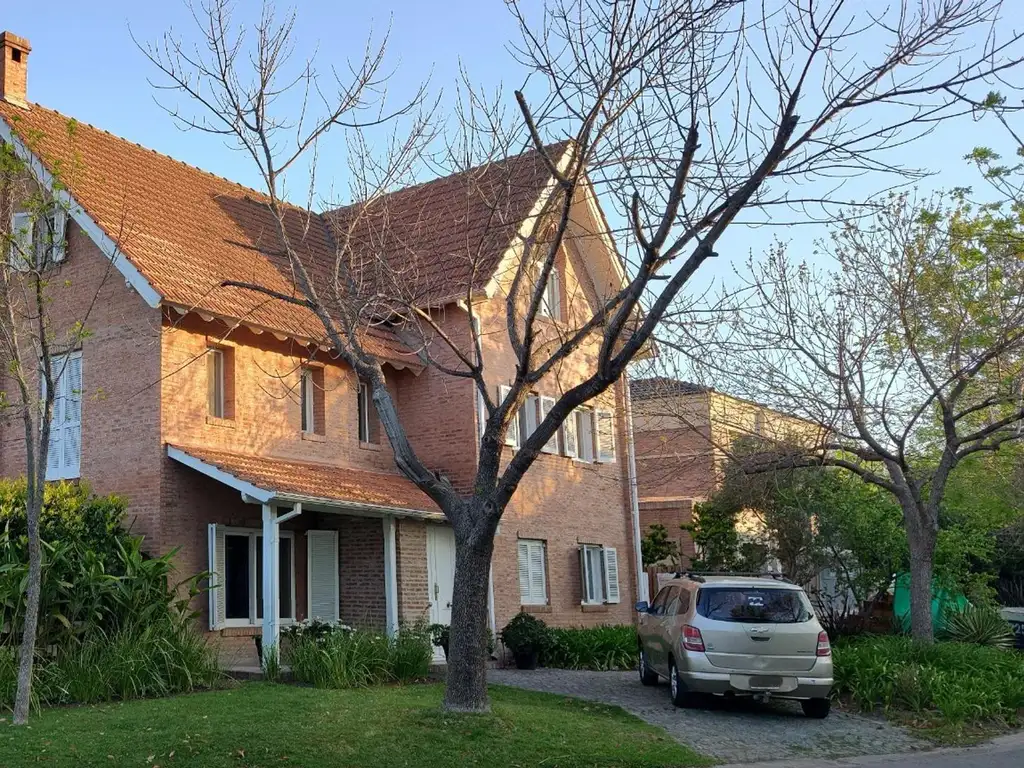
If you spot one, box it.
[443,529,494,713]
[14,484,43,724]
[903,503,937,643]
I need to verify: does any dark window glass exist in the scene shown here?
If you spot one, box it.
[256,536,294,620]
[696,587,813,624]
[224,534,250,620]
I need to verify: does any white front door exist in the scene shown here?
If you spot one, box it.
[427,525,456,659]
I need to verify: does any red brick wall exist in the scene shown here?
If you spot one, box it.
[160,314,404,476]
[638,498,696,564]
[634,424,717,502]
[396,519,430,624]
[0,220,164,547]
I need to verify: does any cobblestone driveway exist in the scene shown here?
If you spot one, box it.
[489,669,928,764]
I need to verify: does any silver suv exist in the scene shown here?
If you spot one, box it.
[636,574,833,718]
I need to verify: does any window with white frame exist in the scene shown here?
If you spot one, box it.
[575,408,595,462]
[579,544,620,605]
[44,351,82,481]
[208,348,225,418]
[517,539,548,605]
[8,212,32,269]
[7,208,67,270]
[595,410,616,462]
[216,528,295,627]
[357,380,380,443]
[536,264,561,320]
[300,369,314,433]
[500,385,520,448]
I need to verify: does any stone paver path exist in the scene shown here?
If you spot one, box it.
[489,669,928,764]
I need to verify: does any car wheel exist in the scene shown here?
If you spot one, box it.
[801,698,831,719]
[638,648,659,686]
[668,658,693,707]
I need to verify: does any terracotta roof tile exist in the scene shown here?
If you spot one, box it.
[170,444,441,516]
[630,376,709,400]
[0,103,561,350]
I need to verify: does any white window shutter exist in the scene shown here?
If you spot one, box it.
[562,408,578,458]
[577,410,595,462]
[208,524,226,630]
[500,385,519,447]
[521,394,539,439]
[307,530,340,622]
[517,541,531,603]
[603,547,621,603]
[528,541,547,604]
[62,354,82,477]
[50,208,68,263]
[579,545,590,604]
[548,268,561,320]
[10,212,32,268]
[596,410,616,463]
[538,396,558,453]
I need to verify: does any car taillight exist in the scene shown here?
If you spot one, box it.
[816,631,831,657]
[682,624,705,652]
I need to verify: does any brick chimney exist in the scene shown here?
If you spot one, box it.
[0,32,31,108]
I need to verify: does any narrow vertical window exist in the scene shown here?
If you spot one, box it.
[576,408,595,462]
[301,368,315,434]
[207,348,225,418]
[357,380,380,444]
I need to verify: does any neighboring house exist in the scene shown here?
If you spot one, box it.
[630,376,813,564]
[0,32,639,660]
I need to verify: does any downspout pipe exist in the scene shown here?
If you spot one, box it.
[623,373,649,603]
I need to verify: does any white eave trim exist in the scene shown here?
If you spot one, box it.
[166,445,442,520]
[0,117,163,308]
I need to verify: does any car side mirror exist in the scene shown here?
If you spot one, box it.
[634,600,649,613]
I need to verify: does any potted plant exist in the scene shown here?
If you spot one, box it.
[429,623,451,658]
[429,624,497,660]
[501,611,550,669]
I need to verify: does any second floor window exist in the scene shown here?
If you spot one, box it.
[7,208,67,270]
[536,265,561,320]
[357,380,380,444]
[300,367,325,435]
[207,346,234,419]
[44,351,82,481]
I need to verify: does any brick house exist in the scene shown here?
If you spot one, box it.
[0,32,643,660]
[630,376,811,564]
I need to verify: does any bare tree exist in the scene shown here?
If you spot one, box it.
[0,119,123,723]
[142,0,1022,708]
[690,192,1024,640]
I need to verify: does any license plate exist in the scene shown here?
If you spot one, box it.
[749,676,783,689]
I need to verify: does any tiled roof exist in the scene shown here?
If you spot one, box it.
[169,445,441,516]
[325,142,570,306]
[629,376,709,400]
[0,103,562,349]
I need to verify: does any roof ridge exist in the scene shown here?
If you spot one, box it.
[327,139,571,217]
[16,101,275,202]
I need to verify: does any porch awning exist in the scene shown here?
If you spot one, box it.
[167,444,443,520]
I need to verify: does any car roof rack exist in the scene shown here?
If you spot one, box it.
[675,570,791,584]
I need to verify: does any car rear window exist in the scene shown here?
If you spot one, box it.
[696,586,813,623]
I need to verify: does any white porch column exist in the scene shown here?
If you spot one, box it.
[382,515,399,637]
[261,503,280,664]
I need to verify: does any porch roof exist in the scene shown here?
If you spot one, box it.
[167,445,443,520]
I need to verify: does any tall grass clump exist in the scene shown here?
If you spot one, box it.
[0,479,219,711]
[284,620,432,688]
[833,635,1024,728]
[541,625,636,670]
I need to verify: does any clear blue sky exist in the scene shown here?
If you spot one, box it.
[3,0,1017,292]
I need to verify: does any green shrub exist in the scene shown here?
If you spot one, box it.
[286,624,432,688]
[0,479,203,651]
[0,618,220,710]
[542,625,636,670]
[500,612,551,655]
[833,635,1024,726]
[940,606,1015,649]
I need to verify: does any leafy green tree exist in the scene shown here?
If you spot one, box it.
[709,193,1024,640]
[640,524,680,568]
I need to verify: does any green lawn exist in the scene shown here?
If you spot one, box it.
[1,682,710,767]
